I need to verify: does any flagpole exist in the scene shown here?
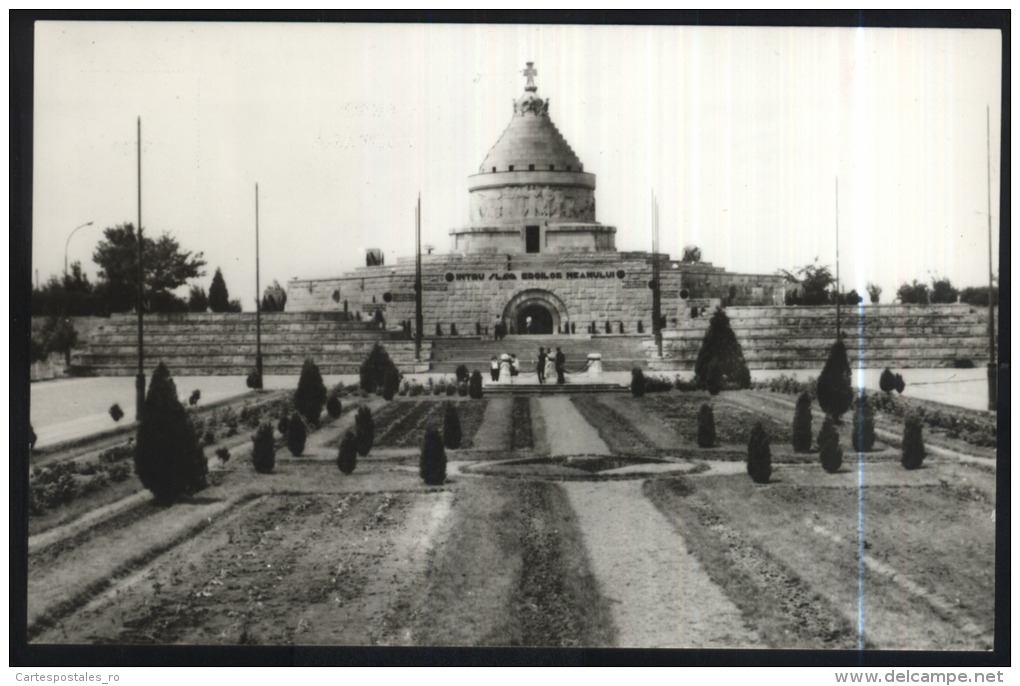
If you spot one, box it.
[254,183,263,389]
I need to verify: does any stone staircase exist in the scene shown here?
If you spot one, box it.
[646,304,996,371]
[483,380,628,395]
[72,313,432,376]
[429,333,650,374]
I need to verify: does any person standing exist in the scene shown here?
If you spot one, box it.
[555,347,566,385]
[526,315,533,335]
[490,356,500,382]
[536,347,547,384]
[510,354,520,382]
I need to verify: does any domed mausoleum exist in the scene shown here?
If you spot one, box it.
[287,63,784,337]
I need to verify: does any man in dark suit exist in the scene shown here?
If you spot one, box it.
[537,347,547,384]
[555,347,566,385]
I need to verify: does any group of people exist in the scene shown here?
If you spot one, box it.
[489,347,565,384]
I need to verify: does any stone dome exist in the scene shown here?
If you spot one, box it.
[478,92,584,174]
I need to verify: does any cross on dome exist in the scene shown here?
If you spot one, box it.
[522,62,538,92]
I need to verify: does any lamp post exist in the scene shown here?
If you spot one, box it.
[254,183,263,389]
[64,221,94,277]
[414,194,423,361]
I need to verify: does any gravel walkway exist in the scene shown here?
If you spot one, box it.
[563,480,759,648]
[535,396,610,456]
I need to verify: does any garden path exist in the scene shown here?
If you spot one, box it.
[535,396,610,456]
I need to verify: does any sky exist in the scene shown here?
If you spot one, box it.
[32,22,1002,310]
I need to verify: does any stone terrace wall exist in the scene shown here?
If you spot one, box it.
[646,304,997,371]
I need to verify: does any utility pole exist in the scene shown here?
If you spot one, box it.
[254,183,263,389]
[650,190,662,357]
[135,117,145,421]
[835,176,841,339]
[986,105,996,411]
[414,194,423,361]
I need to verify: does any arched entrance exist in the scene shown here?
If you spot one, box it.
[502,289,569,335]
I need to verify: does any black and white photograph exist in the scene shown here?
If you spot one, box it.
[13,13,1007,668]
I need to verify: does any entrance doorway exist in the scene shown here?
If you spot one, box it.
[517,303,554,334]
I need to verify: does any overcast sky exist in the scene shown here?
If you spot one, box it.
[33,22,1002,309]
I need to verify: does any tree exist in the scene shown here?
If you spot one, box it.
[41,315,78,365]
[901,413,926,470]
[252,423,275,474]
[294,358,327,425]
[134,362,208,504]
[420,426,447,485]
[326,395,342,419]
[852,392,877,452]
[631,368,646,397]
[818,415,843,473]
[817,340,853,421]
[929,276,959,304]
[208,267,231,313]
[697,403,716,448]
[382,367,400,401]
[866,282,882,304]
[792,391,813,452]
[897,280,929,305]
[779,261,835,306]
[959,286,998,307]
[747,422,772,484]
[355,406,374,457]
[360,343,400,394]
[694,308,751,391]
[879,368,897,394]
[32,263,98,317]
[92,224,206,313]
[287,412,307,456]
[188,285,208,312]
[442,402,462,449]
[337,430,358,474]
[469,370,484,399]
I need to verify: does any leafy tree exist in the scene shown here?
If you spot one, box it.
[897,280,929,305]
[134,362,208,504]
[817,340,853,421]
[337,430,357,474]
[31,262,98,316]
[866,282,882,304]
[779,261,835,306]
[208,268,231,313]
[294,358,327,425]
[442,402,462,449]
[792,391,813,452]
[746,422,772,484]
[41,315,78,365]
[355,406,374,457]
[929,276,959,304]
[697,403,716,448]
[694,308,751,391]
[188,285,208,312]
[818,415,843,473]
[959,286,998,307]
[420,426,447,485]
[92,224,206,313]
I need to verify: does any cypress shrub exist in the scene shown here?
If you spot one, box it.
[697,403,716,448]
[276,411,289,436]
[109,403,124,422]
[792,391,813,452]
[287,412,307,456]
[901,413,926,470]
[445,383,457,396]
[895,373,906,394]
[134,362,208,505]
[359,343,400,394]
[355,406,374,457]
[294,358,327,426]
[381,366,400,401]
[442,402,462,449]
[468,370,483,399]
[326,395,342,419]
[631,368,646,397]
[694,308,751,391]
[458,382,469,397]
[817,340,853,420]
[818,415,843,473]
[420,426,447,486]
[851,393,876,452]
[879,367,896,393]
[251,422,275,474]
[337,429,357,474]
[455,364,470,384]
[746,421,772,484]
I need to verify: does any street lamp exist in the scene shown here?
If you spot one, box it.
[64,221,94,277]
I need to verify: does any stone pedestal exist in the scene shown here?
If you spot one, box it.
[587,352,603,377]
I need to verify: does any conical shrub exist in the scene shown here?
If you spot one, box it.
[817,340,853,420]
[337,429,357,475]
[468,370,483,399]
[382,367,400,401]
[359,343,400,394]
[631,368,646,397]
[355,406,374,457]
[694,308,751,391]
[879,368,896,393]
[901,413,925,470]
[252,422,275,474]
[852,392,876,452]
[326,395,342,419]
[420,426,447,485]
[294,358,327,426]
[442,402,462,449]
[134,362,208,505]
[287,411,307,456]
[792,391,813,452]
[697,403,716,448]
[818,415,843,473]
[747,421,772,484]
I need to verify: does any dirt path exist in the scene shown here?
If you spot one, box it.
[563,480,758,648]
[536,396,610,456]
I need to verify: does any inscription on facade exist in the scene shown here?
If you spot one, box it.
[445,270,624,283]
